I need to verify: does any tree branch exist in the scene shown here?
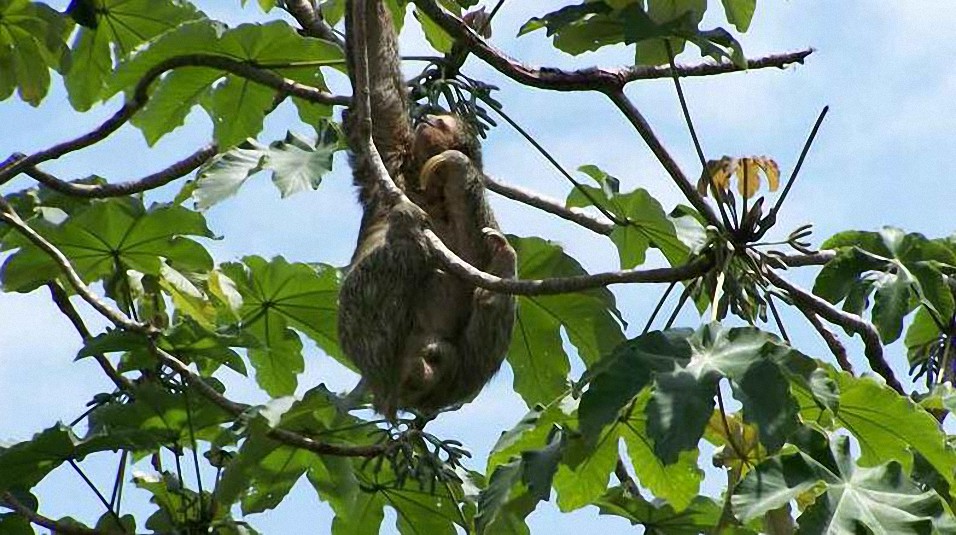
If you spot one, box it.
[152,346,384,458]
[47,282,135,392]
[284,0,345,48]
[606,89,722,228]
[484,175,614,235]
[2,193,386,456]
[1,492,105,534]
[795,304,854,373]
[424,228,710,294]
[21,144,217,198]
[779,250,835,267]
[764,269,901,393]
[0,54,349,183]
[0,199,152,334]
[413,0,811,92]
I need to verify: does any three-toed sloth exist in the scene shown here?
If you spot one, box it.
[338,0,516,418]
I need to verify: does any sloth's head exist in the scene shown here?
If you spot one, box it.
[412,114,482,167]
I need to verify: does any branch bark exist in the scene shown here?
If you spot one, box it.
[424,228,711,294]
[413,0,811,92]
[22,144,217,198]
[284,0,345,48]
[484,175,615,235]
[765,269,901,393]
[1,492,106,534]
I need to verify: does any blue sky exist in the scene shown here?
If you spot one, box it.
[2,1,956,533]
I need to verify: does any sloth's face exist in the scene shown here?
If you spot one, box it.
[412,114,472,164]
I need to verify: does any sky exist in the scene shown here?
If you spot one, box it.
[3,1,956,533]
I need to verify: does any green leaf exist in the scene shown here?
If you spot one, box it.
[579,329,692,440]
[618,390,702,511]
[415,9,455,53]
[110,20,342,145]
[132,67,223,146]
[647,370,715,464]
[823,373,956,488]
[221,256,344,396]
[870,269,913,343]
[734,428,949,533]
[0,0,71,105]
[192,130,339,209]
[720,0,756,32]
[65,0,204,110]
[569,166,689,267]
[88,383,235,452]
[2,199,214,293]
[596,488,724,534]
[508,236,625,406]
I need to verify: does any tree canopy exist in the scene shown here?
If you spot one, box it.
[1,1,955,533]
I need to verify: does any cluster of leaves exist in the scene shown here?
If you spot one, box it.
[2,0,956,533]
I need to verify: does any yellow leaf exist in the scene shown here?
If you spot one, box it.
[736,157,762,199]
[758,157,780,192]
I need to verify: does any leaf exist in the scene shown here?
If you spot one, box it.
[579,329,693,440]
[569,166,689,267]
[809,373,956,489]
[110,20,342,145]
[192,130,339,209]
[221,256,345,396]
[1,199,214,293]
[596,488,725,534]
[647,324,809,461]
[64,0,204,110]
[508,236,625,406]
[734,428,949,533]
[618,390,702,510]
[720,0,756,32]
[0,0,71,105]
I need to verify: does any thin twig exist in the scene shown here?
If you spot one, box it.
[766,292,790,343]
[664,40,733,232]
[23,145,218,198]
[151,348,384,458]
[614,458,641,497]
[796,305,854,373]
[779,250,835,267]
[412,0,811,92]
[484,175,614,234]
[756,107,829,239]
[68,460,123,530]
[642,281,677,334]
[480,97,625,225]
[764,269,900,393]
[47,282,134,392]
[0,199,151,333]
[606,89,722,228]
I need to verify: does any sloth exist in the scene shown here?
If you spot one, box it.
[338,0,516,418]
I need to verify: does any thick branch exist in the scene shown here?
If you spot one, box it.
[413,0,811,92]
[1,493,104,534]
[284,0,345,48]
[484,175,614,235]
[22,144,217,198]
[765,269,902,393]
[424,229,710,294]
[0,54,348,184]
